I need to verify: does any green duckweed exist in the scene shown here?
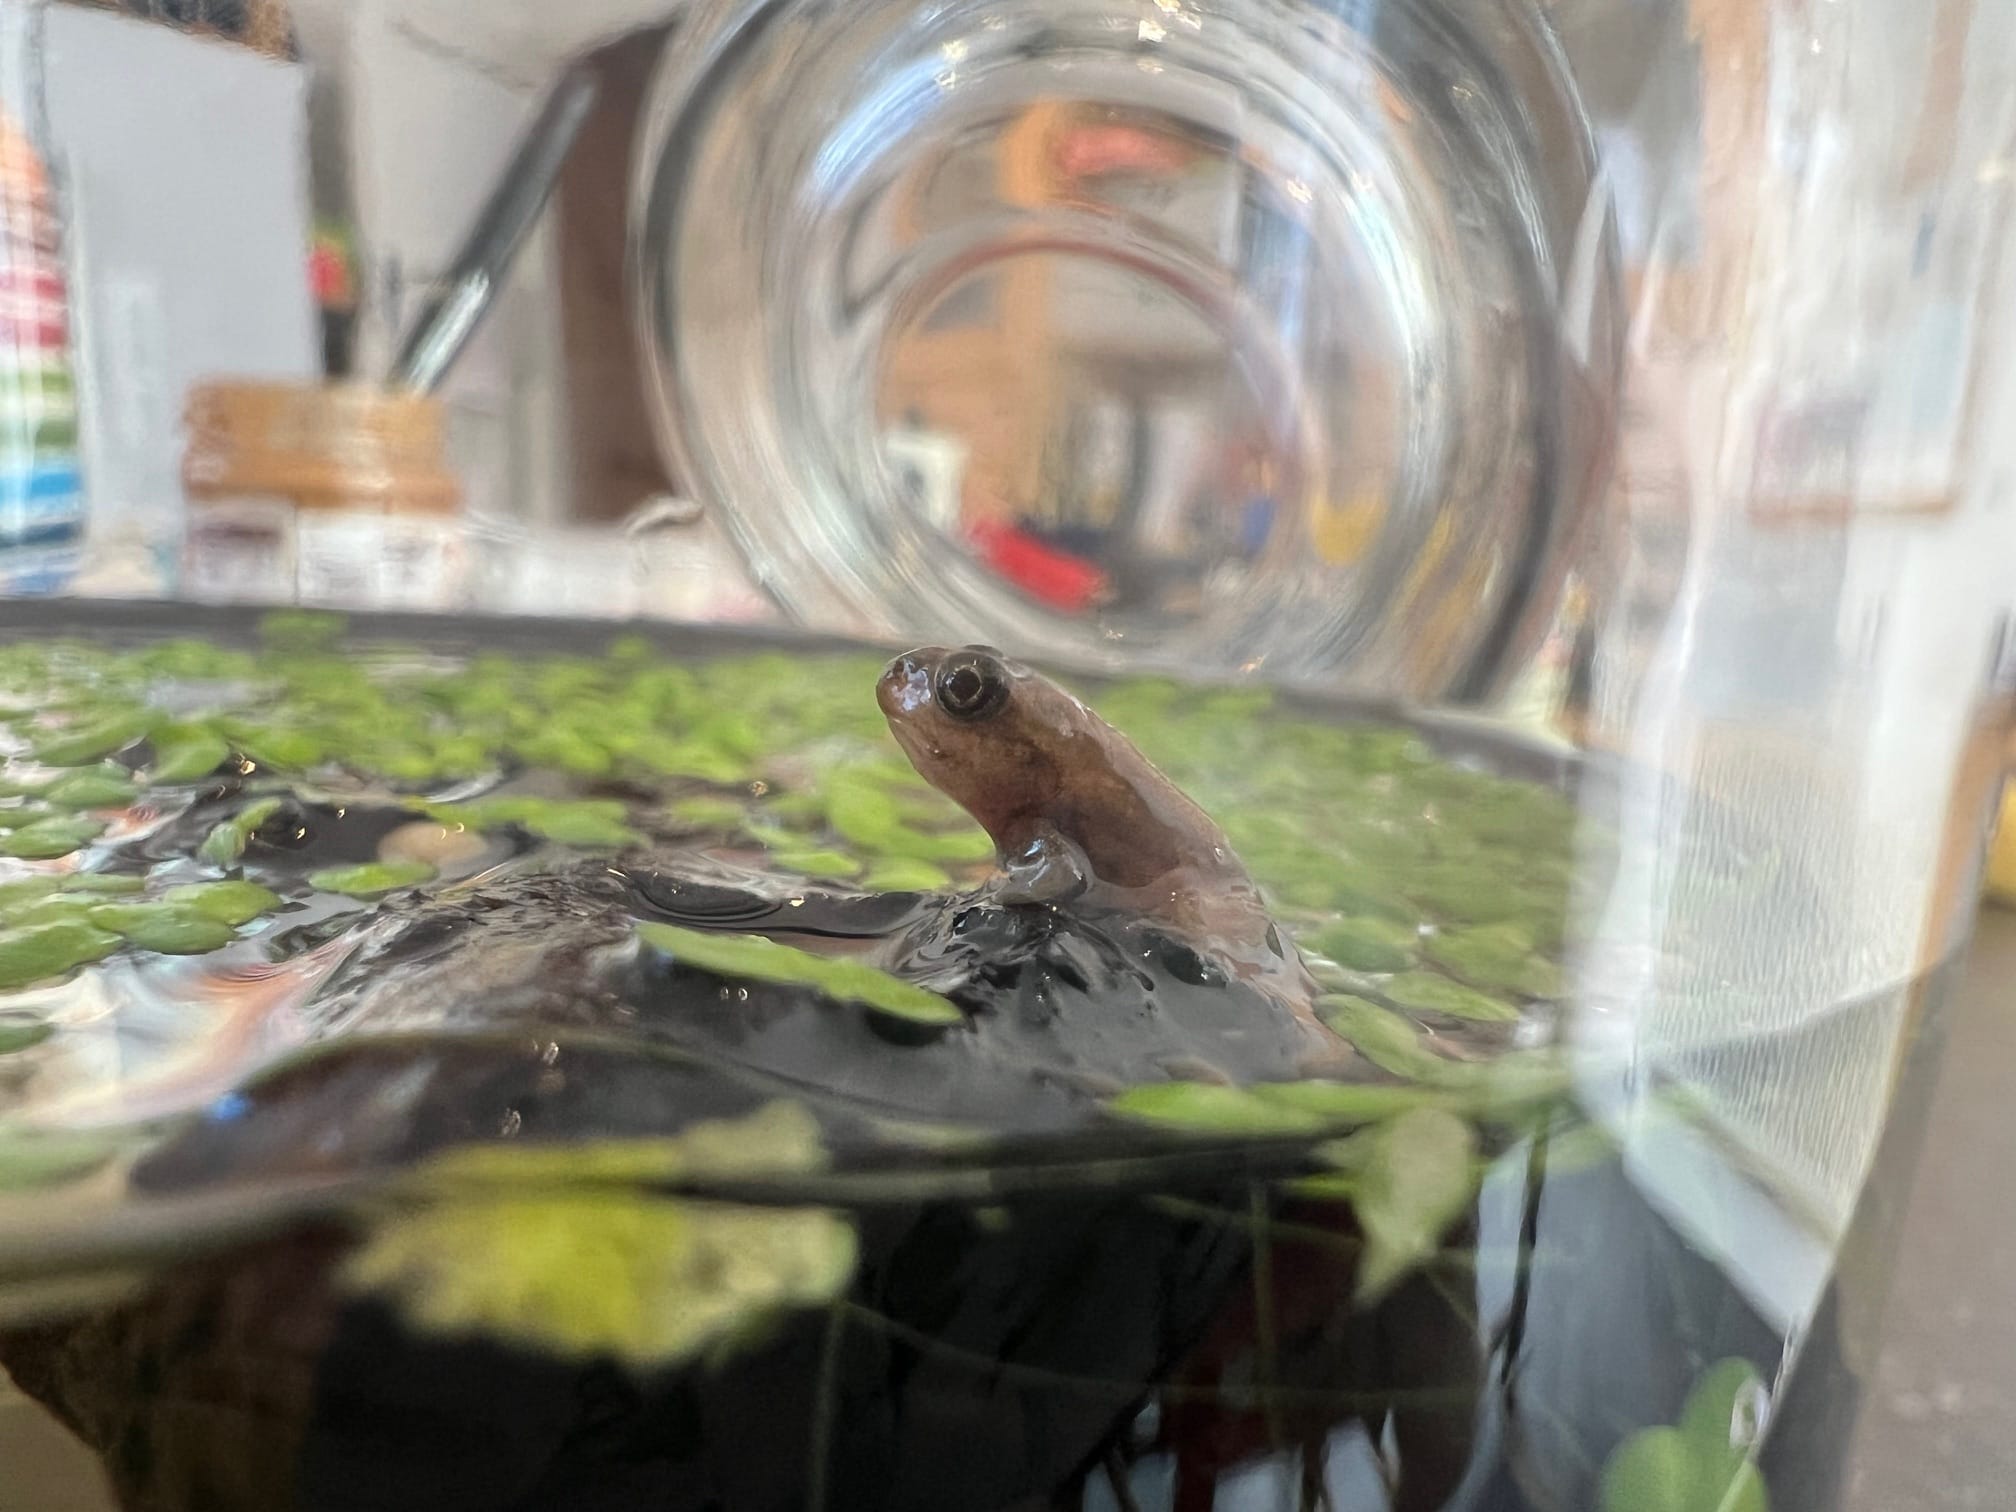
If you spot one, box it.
[0,920,121,991]
[1380,970,1522,1024]
[860,858,954,893]
[145,724,232,784]
[199,797,284,866]
[1305,916,1420,973]
[309,861,440,898]
[39,766,139,810]
[87,904,239,955]
[636,921,963,1027]
[164,880,282,927]
[0,1020,54,1055]
[2,815,108,860]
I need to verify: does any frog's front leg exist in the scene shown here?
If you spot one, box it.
[993,818,1093,908]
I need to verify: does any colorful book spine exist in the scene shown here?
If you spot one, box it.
[1,82,84,587]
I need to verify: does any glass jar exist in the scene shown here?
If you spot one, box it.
[636,0,1624,697]
[181,380,466,611]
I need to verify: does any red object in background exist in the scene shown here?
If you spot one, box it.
[1052,123,1194,180]
[965,518,1108,613]
[309,236,354,311]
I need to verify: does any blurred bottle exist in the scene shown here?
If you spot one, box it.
[0,1,83,594]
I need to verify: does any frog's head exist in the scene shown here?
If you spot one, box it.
[877,645,1088,840]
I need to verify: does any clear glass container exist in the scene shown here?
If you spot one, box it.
[638,0,1625,696]
[0,4,2013,1512]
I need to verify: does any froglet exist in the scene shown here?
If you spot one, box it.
[878,645,1331,1046]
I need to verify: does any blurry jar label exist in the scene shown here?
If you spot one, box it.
[296,511,464,612]
[183,497,294,604]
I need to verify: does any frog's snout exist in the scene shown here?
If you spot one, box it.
[878,647,947,721]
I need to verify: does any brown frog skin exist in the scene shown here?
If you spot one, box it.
[877,645,1331,1044]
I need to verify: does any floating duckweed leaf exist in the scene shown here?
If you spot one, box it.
[1339,1106,1479,1301]
[1106,1082,1328,1135]
[637,921,963,1026]
[30,709,159,766]
[341,1103,856,1368]
[643,742,748,784]
[1382,970,1521,1023]
[1425,923,1562,999]
[309,861,439,898]
[860,858,953,893]
[2,815,107,860]
[0,1019,53,1055]
[0,921,120,991]
[1306,917,1418,973]
[900,825,995,865]
[146,724,231,784]
[198,797,284,866]
[1249,1080,1462,1122]
[762,791,827,825]
[5,895,107,929]
[87,904,238,955]
[664,796,746,831]
[1599,1359,1772,1512]
[774,849,862,880]
[825,790,899,851]
[40,767,139,810]
[431,797,637,849]
[60,874,147,895]
[1407,865,1532,926]
[163,880,282,927]
[742,820,809,851]
[1318,995,1463,1084]
[228,724,326,771]
[0,879,60,909]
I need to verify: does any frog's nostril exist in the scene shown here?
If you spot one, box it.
[878,650,939,718]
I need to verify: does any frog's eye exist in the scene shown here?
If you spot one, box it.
[935,651,1011,722]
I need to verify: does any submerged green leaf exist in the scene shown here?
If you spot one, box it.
[0,1126,128,1190]
[309,861,439,898]
[637,921,963,1026]
[0,921,121,991]
[198,797,284,866]
[1600,1415,1769,1512]
[1341,1106,1479,1301]
[0,1019,54,1055]
[341,1103,856,1368]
